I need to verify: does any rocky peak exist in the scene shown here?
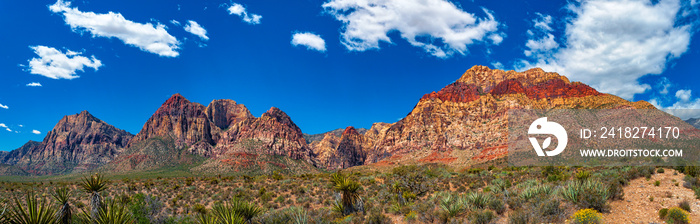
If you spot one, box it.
[205,99,253,130]
[129,93,213,148]
[261,107,295,127]
[2,111,133,175]
[342,126,359,136]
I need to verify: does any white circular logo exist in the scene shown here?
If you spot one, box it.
[528,117,568,156]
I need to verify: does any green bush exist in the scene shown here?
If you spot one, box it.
[659,208,669,219]
[667,207,690,224]
[575,170,591,181]
[561,180,610,212]
[488,198,506,215]
[468,209,495,224]
[658,168,665,173]
[654,180,661,186]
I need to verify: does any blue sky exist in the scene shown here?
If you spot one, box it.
[0,0,698,151]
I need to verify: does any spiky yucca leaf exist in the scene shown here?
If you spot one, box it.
[230,199,263,223]
[52,187,72,224]
[212,203,245,224]
[80,173,107,221]
[8,192,58,224]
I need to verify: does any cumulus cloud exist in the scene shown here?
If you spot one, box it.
[519,0,692,100]
[32,130,41,135]
[0,123,11,132]
[184,20,209,40]
[25,46,102,80]
[227,3,262,24]
[322,0,503,58]
[676,89,692,102]
[49,0,180,57]
[0,103,7,109]
[291,32,326,52]
[26,82,43,87]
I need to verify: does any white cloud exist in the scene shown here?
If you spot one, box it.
[491,61,504,70]
[25,46,102,80]
[322,0,503,58]
[184,20,209,40]
[519,0,692,100]
[676,89,692,102]
[170,20,180,26]
[657,77,672,95]
[26,82,43,87]
[291,32,326,52]
[0,123,11,132]
[32,130,41,135]
[18,125,23,127]
[0,103,7,109]
[227,3,262,25]
[49,0,180,57]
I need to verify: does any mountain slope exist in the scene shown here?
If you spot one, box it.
[0,111,133,175]
[687,118,700,129]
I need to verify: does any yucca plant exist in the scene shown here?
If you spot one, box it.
[7,192,58,224]
[439,193,466,218]
[79,174,108,221]
[291,207,308,224]
[77,199,133,224]
[195,213,216,224]
[464,191,493,209]
[230,199,263,224]
[52,187,72,224]
[211,202,245,224]
[329,172,361,215]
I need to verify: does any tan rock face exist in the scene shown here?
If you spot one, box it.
[0,111,133,175]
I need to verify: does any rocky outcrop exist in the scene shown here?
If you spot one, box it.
[215,107,316,163]
[129,94,213,149]
[205,99,253,130]
[367,65,654,166]
[0,111,133,175]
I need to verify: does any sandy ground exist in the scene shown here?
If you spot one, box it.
[604,170,700,223]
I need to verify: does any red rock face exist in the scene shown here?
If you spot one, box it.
[205,99,253,130]
[366,65,651,166]
[213,107,317,165]
[421,82,482,103]
[129,93,214,149]
[0,111,133,175]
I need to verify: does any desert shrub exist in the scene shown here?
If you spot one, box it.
[508,210,530,224]
[575,170,591,181]
[561,179,610,212]
[193,204,207,214]
[654,180,661,186]
[519,185,551,201]
[683,175,700,189]
[660,208,669,219]
[667,207,690,224]
[438,192,466,218]
[570,208,602,224]
[694,187,700,199]
[488,198,506,215]
[679,200,691,212]
[464,191,493,209]
[366,207,391,224]
[468,209,495,224]
[686,166,699,177]
[658,168,665,173]
[538,198,562,217]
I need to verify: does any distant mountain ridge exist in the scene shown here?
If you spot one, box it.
[0,65,664,176]
[687,118,700,129]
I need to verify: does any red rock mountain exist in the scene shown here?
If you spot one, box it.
[0,111,133,175]
[310,65,654,169]
[109,94,317,173]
